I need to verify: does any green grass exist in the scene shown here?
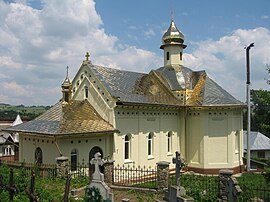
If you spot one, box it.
[0,103,50,121]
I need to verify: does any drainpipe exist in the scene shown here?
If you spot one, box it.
[246,43,254,172]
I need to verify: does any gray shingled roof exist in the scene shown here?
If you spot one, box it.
[243,131,270,151]
[202,77,244,105]
[89,64,243,107]
[5,100,118,136]
[91,65,182,106]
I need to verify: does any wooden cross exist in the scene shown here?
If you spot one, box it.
[90,152,105,181]
[172,151,182,187]
[85,52,90,61]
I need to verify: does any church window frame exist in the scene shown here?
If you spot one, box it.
[35,147,43,165]
[235,130,239,154]
[84,86,89,99]
[167,131,173,154]
[124,134,131,161]
[148,133,154,158]
[71,148,78,171]
[166,51,170,60]
[180,52,183,61]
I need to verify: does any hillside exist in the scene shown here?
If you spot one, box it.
[0,103,51,121]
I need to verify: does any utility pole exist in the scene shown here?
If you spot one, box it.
[246,42,254,171]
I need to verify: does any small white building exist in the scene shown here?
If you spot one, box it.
[0,114,22,161]
[6,20,244,174]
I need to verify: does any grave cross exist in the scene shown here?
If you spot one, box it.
[26,171,38,202]
[6,168,17,201]
[63,174,71,202]
[172,151,182,187]
[90,152,105,181]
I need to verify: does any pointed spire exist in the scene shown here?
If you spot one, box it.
[62,66,72,104]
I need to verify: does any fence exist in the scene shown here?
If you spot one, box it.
[0,160,89,178]
[0,160,57,178]
[113,164,157,189]
[238,184,270,201]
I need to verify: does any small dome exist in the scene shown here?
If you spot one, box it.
[162,20,184,45]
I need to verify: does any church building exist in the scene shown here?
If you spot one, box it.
[6,20,244,174]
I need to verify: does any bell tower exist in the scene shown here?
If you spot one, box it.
[160,19,186,67]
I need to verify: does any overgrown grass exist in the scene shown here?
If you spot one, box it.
[0,164,88,201]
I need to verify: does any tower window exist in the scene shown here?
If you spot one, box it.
[166,52,170,60]
[180,52,183,60]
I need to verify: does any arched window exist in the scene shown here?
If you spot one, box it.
[180,52,183,61]
[124,135,131,160]
[84,86,89,99]
[235,130,239,153]
[71,149,78,171]
[148,133,154,156]
[35,147,43,164]
[166,52,170,60]
[168,132,172,153]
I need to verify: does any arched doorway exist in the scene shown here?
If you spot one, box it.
[35,147,43,164]
[89,146,103,161]
[89,146,104,175]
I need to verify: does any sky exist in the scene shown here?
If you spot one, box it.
[1,0,270,106]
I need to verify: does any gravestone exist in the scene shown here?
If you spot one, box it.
[85,152,114,202]
[164,151,193,202]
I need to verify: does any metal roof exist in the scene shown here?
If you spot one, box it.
[243,131,270,151]
[90,64,243,107]
[5,100,118,136]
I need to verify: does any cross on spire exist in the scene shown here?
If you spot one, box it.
[85,52,90,61]
[171,11,174,21]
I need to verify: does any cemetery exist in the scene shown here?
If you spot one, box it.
[0,152,270,201]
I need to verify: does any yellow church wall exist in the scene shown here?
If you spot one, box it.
[19,133,114,165]
[19,134,59,164]
[114,107,182,168]
[187,114,204,167]
[187,108,243,171]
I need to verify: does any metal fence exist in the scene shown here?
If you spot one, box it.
[0,160,90,178]
[0,160,57,178]
[113,164,157,189]
[238,185,270,201]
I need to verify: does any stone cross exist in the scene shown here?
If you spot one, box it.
[172,151,182,187]
[85,52,90,61]
[90,152,105,181]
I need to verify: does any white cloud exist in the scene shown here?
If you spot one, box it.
[185,27,270,101]
[0,0,161,105]
[144,28,156,39]
[261,15,269,19]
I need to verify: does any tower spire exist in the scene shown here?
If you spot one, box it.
[61,66,72,104]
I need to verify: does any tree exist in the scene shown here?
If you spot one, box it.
[251,89,270,137]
